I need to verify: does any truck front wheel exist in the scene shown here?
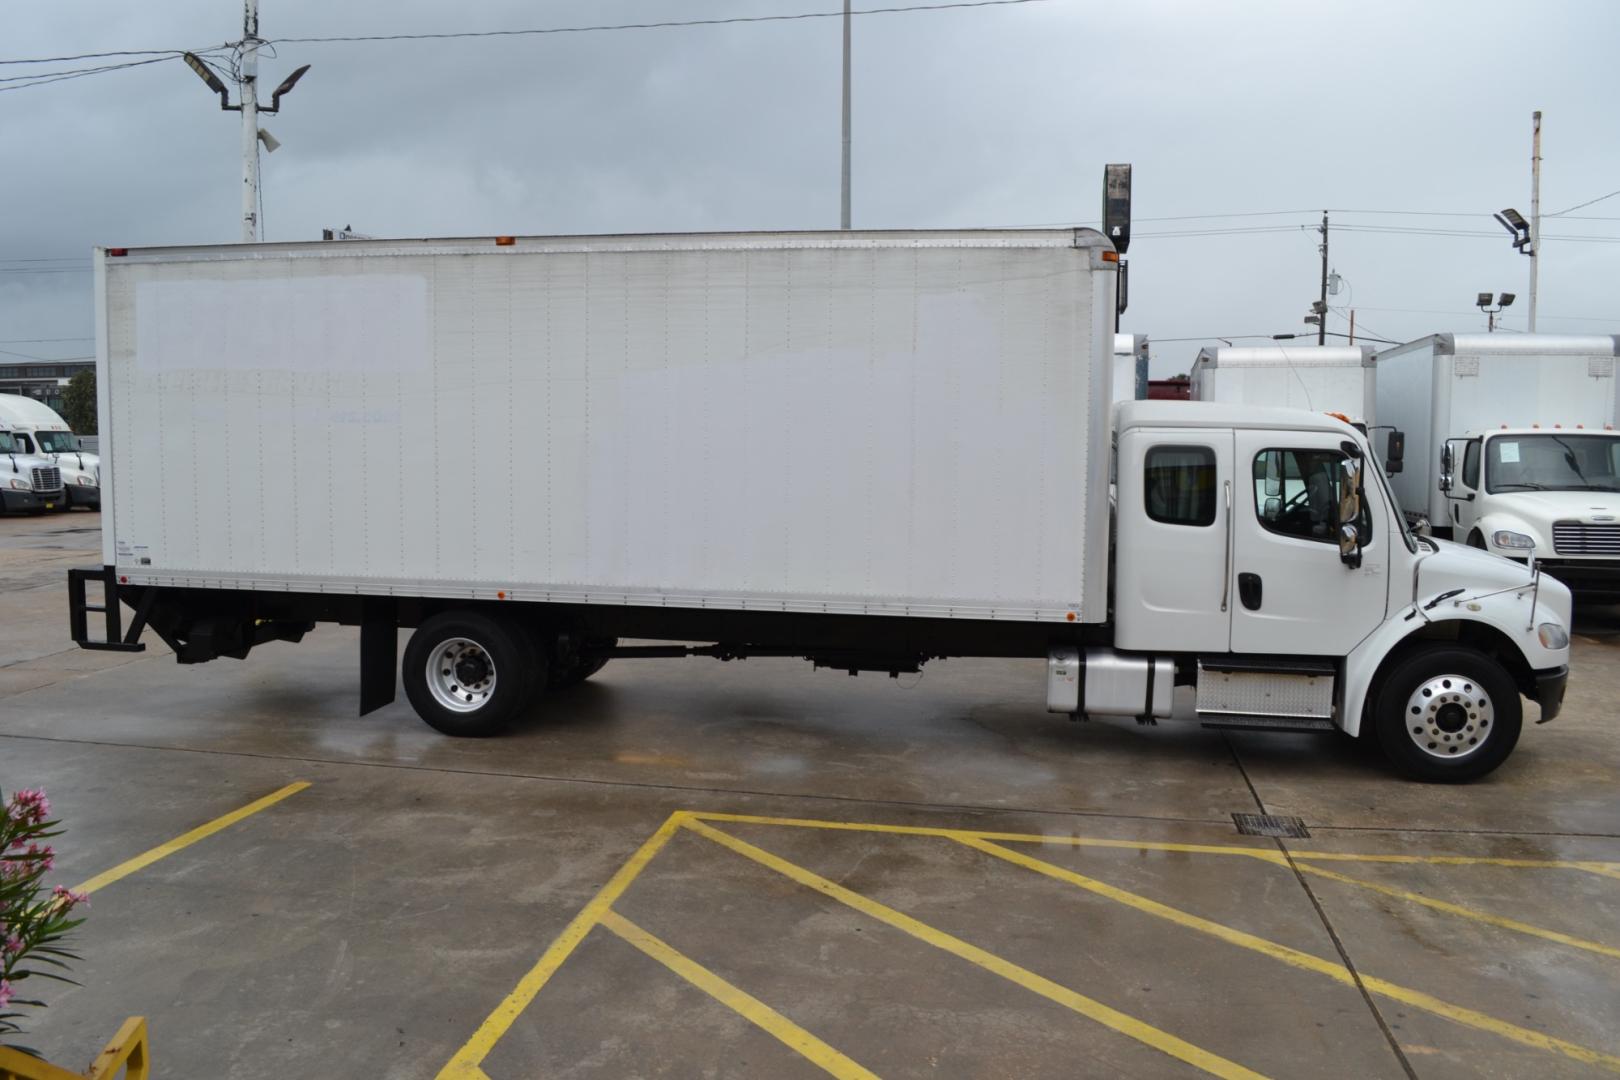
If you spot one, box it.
[403,611,543,737]
[1373,645,1522,782]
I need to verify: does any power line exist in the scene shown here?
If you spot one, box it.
[0,54,184,93]
[270,0,1054,46]
[0,47,205,65]
[1547,187,1620,217]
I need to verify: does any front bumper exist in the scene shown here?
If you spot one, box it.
[1532,665,1569,723]
[66,483,100,509]
[0,488,61,513]
[1526,559,1620,600]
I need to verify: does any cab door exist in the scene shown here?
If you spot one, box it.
[1114,427,1235,652]
[1230,430,1389,655]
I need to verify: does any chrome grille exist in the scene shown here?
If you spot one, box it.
[1552,521,1620,555]
[30,466,61,493]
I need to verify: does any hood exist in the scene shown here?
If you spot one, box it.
[1484,489,1620,523]
[1417,538,1573,626]
[2,450,61,474]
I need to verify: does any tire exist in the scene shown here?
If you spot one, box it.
[1372,645,1522,782]
[402,611,546,737]
[548,636,616,688]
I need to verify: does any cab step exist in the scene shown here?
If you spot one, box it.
[1195,658,1335,730]
[1200,714,1337,733]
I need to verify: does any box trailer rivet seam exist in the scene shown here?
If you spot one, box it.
[70,230,1571,780]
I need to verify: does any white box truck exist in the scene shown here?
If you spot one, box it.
[70,230,1572,780]
[1190,345,1376,426]
[0,394,100,510]
[1113,333,1149,403]
[1376,333,1620,600]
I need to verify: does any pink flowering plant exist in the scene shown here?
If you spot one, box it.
[1,787,88,1052]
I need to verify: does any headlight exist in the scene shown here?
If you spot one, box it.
[1493,530,1536,550]
[76,474,96,487]
[7,478,29,490]
[1538,623,1569,650]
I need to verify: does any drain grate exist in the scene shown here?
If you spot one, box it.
[1232,813,1310,839]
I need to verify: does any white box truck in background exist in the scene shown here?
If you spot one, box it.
[0,394,100,510]
[1376,333,1620,600]
[1191,345,1377,426]
[1113,333,1149,402]
[70,230,1571,780]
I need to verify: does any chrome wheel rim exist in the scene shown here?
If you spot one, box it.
[427,637,497,713]
[1405,674,1492,760]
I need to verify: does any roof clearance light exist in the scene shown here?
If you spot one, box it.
[495,236,516,247]
[1101,250,1119,263]
[108,248,128,257]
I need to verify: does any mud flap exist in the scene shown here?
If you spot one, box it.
[359,598,398,716]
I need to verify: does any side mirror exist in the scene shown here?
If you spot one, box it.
[1263,496,1281,521]
[1439,471,1454,493]
[1440,444,1454,472]
[1337,457,1363,568]
[1384,429,1405,475]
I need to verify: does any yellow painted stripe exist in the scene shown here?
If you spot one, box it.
[435,811,688,1080]
[685,818,1270,1080]
[960,836,1620,1074]
[600,910,879,1080]
[687,811,1617,874]
[72,781,310,895]
[1295,862,1620,960]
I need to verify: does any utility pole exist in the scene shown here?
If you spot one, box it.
[240,0,261,242]
[1528,110,1541,332]
[1317,211,1329,346]
[840,0,852,230]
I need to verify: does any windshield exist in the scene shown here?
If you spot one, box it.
[35,431,79,453]
[0,432,15,454]
[1486,434,1620,493]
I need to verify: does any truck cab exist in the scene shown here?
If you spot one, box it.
[1440,426,1620,599]
[0,395,100,510]
[0,424,67,513]
[1101,401,1570,780]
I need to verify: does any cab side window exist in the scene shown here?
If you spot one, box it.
[1145,446,1216,526]
[14,434,32,453]
[1462,440,1481,489]
[1253,448,1372,543]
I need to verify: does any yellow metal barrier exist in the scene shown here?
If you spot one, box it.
[0,1017,148,1080]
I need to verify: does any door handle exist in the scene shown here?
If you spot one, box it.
[1238,572,1262,611]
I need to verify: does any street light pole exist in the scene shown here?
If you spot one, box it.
[1317,211,1329,346]
[240,0,261,242]
[1528,110,1541,332]
[840,0,852,230]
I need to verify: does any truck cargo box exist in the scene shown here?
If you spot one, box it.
[97,229,1116,625]
[1190,345,1375,422]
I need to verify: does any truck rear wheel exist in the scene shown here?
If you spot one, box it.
[1372,645,1521,782]
[403,611,544,737]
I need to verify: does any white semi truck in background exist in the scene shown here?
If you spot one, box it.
[0,423,66,514]
[1376,334,1620,601]
[1113,333,1149,403]
[1190,345,1377,426]
[0,394,100,510]
[70,229,1570,780]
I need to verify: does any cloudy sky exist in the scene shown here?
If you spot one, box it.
[3,0,1616,375]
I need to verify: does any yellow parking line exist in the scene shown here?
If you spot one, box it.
[686,818,1271,1080]
[599,910,880,1080]
[72,781,311,895]
[436,811,689,1080]
[1294,862,1620,961]
[959,836,1620,1074]
[688,811,1620,876]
